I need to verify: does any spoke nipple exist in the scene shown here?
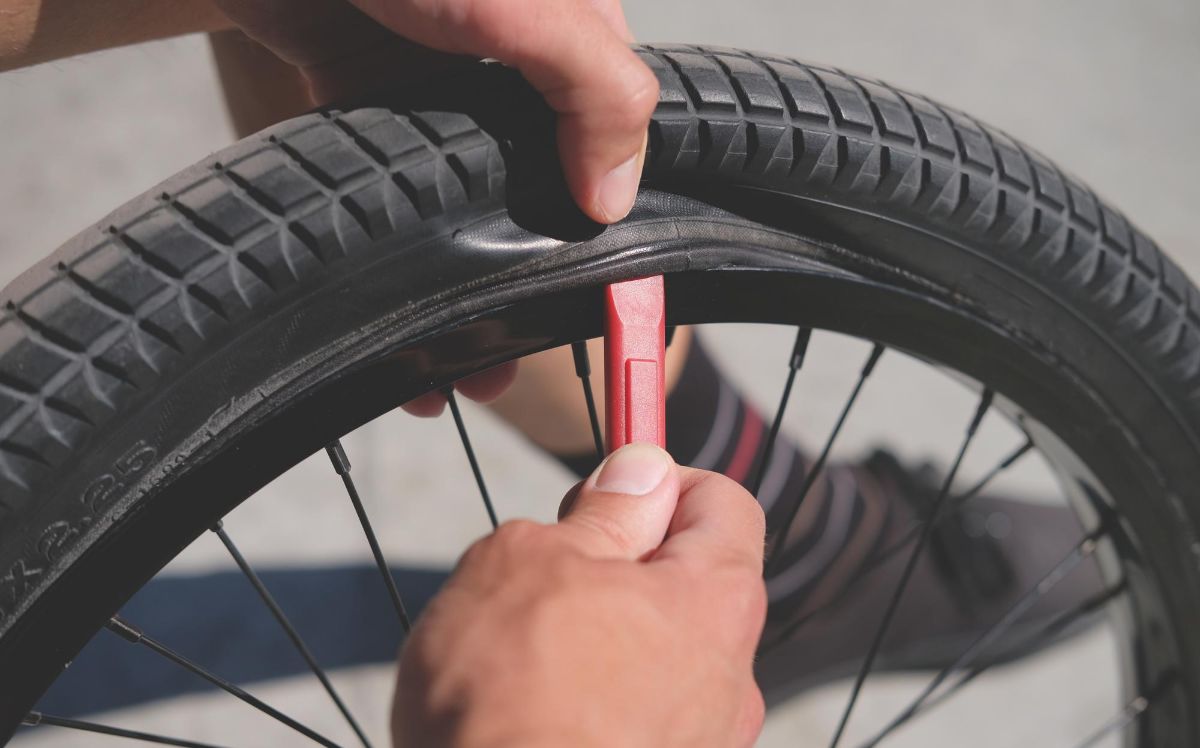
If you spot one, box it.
[325,441,351,476]
[570,340,592,378]
[210,519,224,533]
[789,328,813,370]
[1001,439,1035,468]
[861,343,885,376]
[106,615,144,643]
[22,711,42,727]
[967,390,995,436]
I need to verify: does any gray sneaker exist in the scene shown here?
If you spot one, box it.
[756,450,1106,706]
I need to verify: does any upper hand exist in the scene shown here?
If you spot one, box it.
[215,0,658,224]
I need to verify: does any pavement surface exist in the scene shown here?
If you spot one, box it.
[3,1,1197,745]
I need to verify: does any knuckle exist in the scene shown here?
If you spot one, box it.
[459,519,546,568]
[441,0,522,54]
[440,0,484,29]
[457,534,491,568]
[744,498,767,541]
[610,83,659,132]
[625,64,661,116]
[491,518,545,547]
[575,512,639,555]
[738,686,766,744]
[741,577,769,629]
[598,61,659,134]
[721,565,767,615]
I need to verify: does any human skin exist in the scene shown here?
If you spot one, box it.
[394,444,768,747]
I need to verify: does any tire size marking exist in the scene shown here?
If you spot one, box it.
[0,441,158,622]
[82,442,158,512]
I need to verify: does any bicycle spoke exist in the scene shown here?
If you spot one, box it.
[326,440,412,633]
[950,435,1034,506]
[749,328,812,497]
[212,521,372,748]
[105,616,341,748]
[895,581,1126,731]
[444,387,500,529]
[762,435,1035,651]
[860,529,1108,746]
[571,341,605,461]
[765,342,883,573]
[828,389,993,748]
[1073,696,1149,748]
[22,712,226,748]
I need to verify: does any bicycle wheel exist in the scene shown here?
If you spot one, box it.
[1,44,1197,746]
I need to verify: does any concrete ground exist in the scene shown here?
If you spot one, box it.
[3,1,1197,745]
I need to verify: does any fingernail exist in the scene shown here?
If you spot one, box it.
[593,443,671,495]
[596,153,640,223]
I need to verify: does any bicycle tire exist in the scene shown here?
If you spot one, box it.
[0,44,1197,744]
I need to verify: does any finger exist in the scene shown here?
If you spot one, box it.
[351,0,658,224]
[453,361,518,403]
[735,684,767,748]
[557,443,679,559]
[400,390,447,417]
[652,468,766,573]
[585,0,634,42]
[400,362,519,417]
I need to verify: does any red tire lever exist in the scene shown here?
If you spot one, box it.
[603,276,666,452]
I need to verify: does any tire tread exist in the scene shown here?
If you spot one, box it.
[0,44,1195,528]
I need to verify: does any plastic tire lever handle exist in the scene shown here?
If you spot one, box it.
[603,276,666,452]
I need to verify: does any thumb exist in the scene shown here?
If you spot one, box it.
[349,0,658,224]
[558,443,680,560]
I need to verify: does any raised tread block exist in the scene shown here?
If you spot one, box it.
[710,53,786,116]
[661,51,740,113]
[119,212,222,278]
[0,321,75,394]
[811,69,875,131]
[224,149,327,215]
[68,242,172,313]
[759,60,833,123]
[855,80,918,143]
[276,122,377,187]
[171,178,271,246]
[333,110,430,167]
[18,283,124,354]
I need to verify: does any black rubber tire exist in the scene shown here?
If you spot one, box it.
[2,44,1199,743]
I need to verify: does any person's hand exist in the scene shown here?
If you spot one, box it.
[212,0,658,417]
[392,444,768,747]
[215,0,657,225]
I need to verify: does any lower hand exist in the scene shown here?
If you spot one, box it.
[392,443,768,747]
